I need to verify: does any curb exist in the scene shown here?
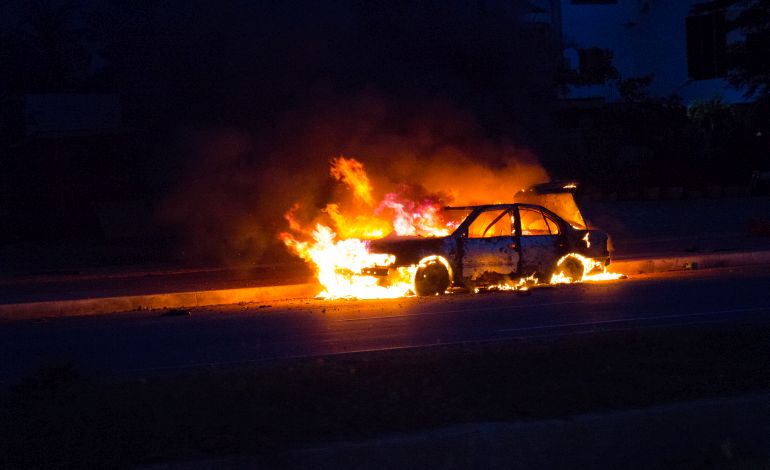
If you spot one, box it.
[1,249,769,321]
[0,283,320,321]
[611,249,770,275]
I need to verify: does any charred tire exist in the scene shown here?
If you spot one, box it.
[414,262,450,296]
[556,255,584,282]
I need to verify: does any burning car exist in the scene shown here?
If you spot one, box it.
[364,202,613,295]
[281,156,620,299]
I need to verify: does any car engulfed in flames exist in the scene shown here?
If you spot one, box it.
[364,203,616,296]
[280,156,620,299]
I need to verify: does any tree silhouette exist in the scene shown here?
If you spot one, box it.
[14,0,91,91]
[693,0,770,101]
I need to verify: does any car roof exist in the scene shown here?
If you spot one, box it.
[444,204,516,211]
[445,203,568,226]
[444,203,554,212]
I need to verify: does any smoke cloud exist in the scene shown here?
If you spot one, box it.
[159,92,549,265]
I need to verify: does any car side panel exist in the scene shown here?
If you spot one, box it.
[368,237,450,266]
[461,236,519,280]
[575,230,611,260]
[518,235,561,275]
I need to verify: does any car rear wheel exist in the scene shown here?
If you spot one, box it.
[414,261,450,296]
[555,255,585,282]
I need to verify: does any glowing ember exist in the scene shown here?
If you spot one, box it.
[483,274,537,293]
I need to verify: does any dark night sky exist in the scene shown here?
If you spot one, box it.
[1,0,768,264]
[2,0,559,136]
[0,1,565,258]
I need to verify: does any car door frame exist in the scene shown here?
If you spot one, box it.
[514,204,568,276]
[457,206,521,281]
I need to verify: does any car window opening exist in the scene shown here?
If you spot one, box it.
[520,207,557,236]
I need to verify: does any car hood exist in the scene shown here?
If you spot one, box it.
[368,235,452,266]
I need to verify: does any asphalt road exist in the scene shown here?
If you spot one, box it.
[1,265,769,383]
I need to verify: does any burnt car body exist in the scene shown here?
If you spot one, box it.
[366,203,612,296]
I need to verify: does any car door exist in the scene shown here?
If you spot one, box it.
[517,206,563,276]
[461,208,519,280]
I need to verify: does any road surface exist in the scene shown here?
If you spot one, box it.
[1,265,769,383]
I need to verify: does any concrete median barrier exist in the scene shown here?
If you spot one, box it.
[612,249,770,275]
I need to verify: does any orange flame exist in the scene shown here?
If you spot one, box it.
[378,193,455,237]
[330,156,375,205]
[280,223,416,299]
[281,156,452,298]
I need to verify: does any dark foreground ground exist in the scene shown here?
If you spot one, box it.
[2,269,770,468]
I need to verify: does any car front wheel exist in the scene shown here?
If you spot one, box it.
[414,261,450,296]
